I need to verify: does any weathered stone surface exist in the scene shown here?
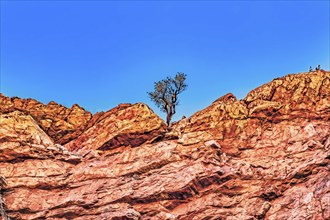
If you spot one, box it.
[0,94,92,144]
[0,70,329,219]
[0,176,9,220]
[245,70,330,120]
[65,103,167,152]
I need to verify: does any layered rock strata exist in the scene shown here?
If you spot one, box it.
[0,70,329,219]
[65,103,167,152]
[0,95,92,145]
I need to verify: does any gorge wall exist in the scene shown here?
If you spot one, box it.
[0,70,329,219]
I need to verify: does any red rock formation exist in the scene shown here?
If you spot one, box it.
[0,70,329,219]
[65,102,167,152]
[0,94,92,145]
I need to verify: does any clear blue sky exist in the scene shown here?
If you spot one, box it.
[1,1,329,121]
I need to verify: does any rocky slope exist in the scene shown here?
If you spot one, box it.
[0,70,329,220]
[65,103,167,152]
[0,95,92,145]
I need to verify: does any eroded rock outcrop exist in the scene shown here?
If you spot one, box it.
[245,70,330,120]
[0,70,329,219]
[65,103,167,152]
[0,94,92,144]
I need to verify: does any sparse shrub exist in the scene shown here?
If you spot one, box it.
[148,72,187,126]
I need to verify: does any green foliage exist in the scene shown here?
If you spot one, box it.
[148,72,187,125]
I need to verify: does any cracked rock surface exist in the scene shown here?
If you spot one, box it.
[0,70,329,219]
[0,95,92,145]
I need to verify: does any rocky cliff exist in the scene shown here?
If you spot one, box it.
[0,70,329,220]
[0,95,92,145]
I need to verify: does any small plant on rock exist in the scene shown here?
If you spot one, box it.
[148,72,187,126]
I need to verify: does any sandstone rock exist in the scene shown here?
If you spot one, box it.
[266,169,330,220]
[1,70,329,219]
[0,111,81,164]
[65,103,167,152]
[0,176,9,220]
[245,70,330,120]
[0,94,92,144]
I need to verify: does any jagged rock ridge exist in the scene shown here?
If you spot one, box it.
[0,70,329,220]
[0,95,92,144]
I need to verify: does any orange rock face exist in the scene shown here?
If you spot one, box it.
[0,70,329,219]
[65,103,167,152]
[0,95,92,145]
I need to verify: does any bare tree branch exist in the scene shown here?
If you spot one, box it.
[148,72,187,126]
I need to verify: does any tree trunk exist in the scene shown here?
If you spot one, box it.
[166,113,173,126]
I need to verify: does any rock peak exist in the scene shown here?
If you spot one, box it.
[213,93,237,104]
[65,101,166,152]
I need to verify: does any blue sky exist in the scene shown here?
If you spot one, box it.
[1,1,329,121]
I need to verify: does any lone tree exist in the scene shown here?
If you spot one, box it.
[148,72,187,126]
